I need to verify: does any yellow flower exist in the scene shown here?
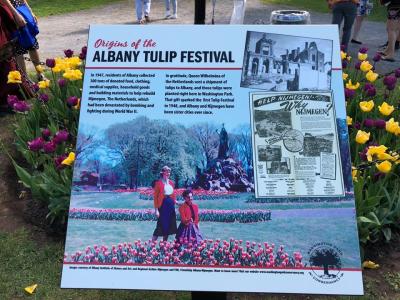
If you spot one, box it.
[362,261,379,269]
[365,70,378,82]
[351,167,358,182]
[359,100,374,112]
[376,160,392,173]
[342,72,349,81]
[360,61,373,72]
[386,118,400,134]
[346,80,360,90]
[24,284,38,295]
[7,70,22,84]
[38,79,50,89]
[355,130,370,144]
[346,116,352,125]
[377,152,395,161]
[341,51,347,60]
[67,56,82,69]
[366,145,388,162]
[63,69,83,81]
[35,65,44,73]
[378,102,394,116]
[61,152,75,166]
[358,52,368,61]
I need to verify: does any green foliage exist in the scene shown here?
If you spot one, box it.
[8,55,84,225]
[29,0,124,17]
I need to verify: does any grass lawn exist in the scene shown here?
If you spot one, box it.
[29,0,124,17]
[262,0,387,22]
[0,230,190,299]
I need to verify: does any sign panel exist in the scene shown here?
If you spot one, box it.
[61,25,363,295]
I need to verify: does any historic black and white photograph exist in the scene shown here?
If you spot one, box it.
[241,31,333,91]
[267,158,291,174]
[257,145,282,161]
[301,133,334,157]
[254,109,292,138]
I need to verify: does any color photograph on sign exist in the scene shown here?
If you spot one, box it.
[61,25,363,295]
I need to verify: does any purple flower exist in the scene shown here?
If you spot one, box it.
[46,58,56,68]
[43,141,57,153]
[342,60,348,69]
[359,47,368,54]
[79,52,86,60]
[387,83,396,91]
[345,88,355,99]
[64,49,74,58]
[79,46,87,60]
[364,83,374,91]
[373,53,381,62]
[340,45,346,51]
[7,95,18,108]
[363,119,374,128]
[42,128,51,138]
[58,78,67,88]
[395,68,400,78]
[354,122,361,130]
[13,101,30,112]
[81,46,87,55]
[32,83,39,92]
[38,93,49,103]
[53,130,69,144]
[355,61,361,70]
[359,147,368,161]
[366,86,376,97]
[67,96,79,107]
[383,75,397,87]
[55,154,68,169]
[28,137,44,152]
[374,119,386,129]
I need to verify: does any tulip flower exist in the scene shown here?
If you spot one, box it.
[346,80,360,90]
[374,119,386,129]
[360,61,373,72]
[340,51,347,60]
[383,75,397,87]
[53,130,69,144]
[355,61,361,70]
[13,101,30,112]
[345,88,356,99]
[35,65,44,73]
[38,80,50,89]
[38,93,49,103]
[372,53,381,62]
[351,167,358,182]
[363,118,374,128]
[42,128,51,138]
[46,58,56,68]
[386,118,400,134]
[378,102,394,116]
[365,70,378,82]
[346,116,352,126]
[63,69,83,81]
[376,160,392,173]
[67,96,79,107]
[43,141,57,153]
[366,145,388,162]
[7,70,22,84]
[359,47,368,54]
[362,260,380,269]
[7,95,18,107]
[355,130,370,144]
[358,52,368,61]
[342,72,349,81]
[58,78,67,88]
[64,49,74,58]
[359,100,374,112]
[61,152,76,166]
[27,137,44,152]
[365,85,376,97]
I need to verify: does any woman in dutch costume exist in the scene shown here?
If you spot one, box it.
[176,189,203,244]
[152,165,177,241]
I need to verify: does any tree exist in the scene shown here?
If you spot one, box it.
[309,248,342,277]
[189,123,219,168]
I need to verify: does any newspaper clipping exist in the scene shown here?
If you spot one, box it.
[250,91,344,198]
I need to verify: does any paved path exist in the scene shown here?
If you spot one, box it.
[35,0,397,73]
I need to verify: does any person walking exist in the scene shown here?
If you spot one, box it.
[328,0,360,49]
[6,0,44,81]
[379,0,400,61]
[351,0,373,44]
[136,0,151,24]
[165,0,177,19]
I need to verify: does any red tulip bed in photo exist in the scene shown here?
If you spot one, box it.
[64,239,303,268]
[68,208,271,223]
[136,187,239,201]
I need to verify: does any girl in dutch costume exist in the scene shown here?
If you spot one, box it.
[152,165,177,241]
[176,189,203,244]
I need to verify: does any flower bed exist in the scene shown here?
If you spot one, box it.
[64,239,302,268]
[69,208,271,223]
[137,187,239,201]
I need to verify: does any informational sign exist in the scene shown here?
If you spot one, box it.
[61,25,363,295]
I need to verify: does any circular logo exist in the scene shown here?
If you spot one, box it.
[283,129,304,152]
[308,242,343,284]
